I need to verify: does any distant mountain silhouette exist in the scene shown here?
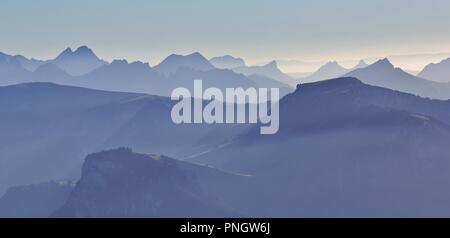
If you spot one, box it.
[76,59,157,93]
[246,74,293,96]
[53,46,107,76]
[345,58,450,99]
[0,181,74,218]
[0,52,47,71]
[153,52,215,76]
[299,61,349,83]
[13,55,47,71]
[418,58,450,83]
[75,53,292,97]
[52,148,242,218]
[351,60,368,70]
[0,53,25,73]
[0,83,145,193]
[271,59,325,74]
[232,60,295,86]
[210,55,246,69]
[0,50,293,98]
[0,53,32,85]
[33,63,72,84]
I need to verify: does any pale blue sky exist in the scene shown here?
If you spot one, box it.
[1,0,450,65]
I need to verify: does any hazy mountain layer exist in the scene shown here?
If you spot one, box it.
[52,148,249,218]
[345,58,450,99]
[418,58,450,83]
[0,181,74,218]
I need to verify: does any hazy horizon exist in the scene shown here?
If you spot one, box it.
[2,0,450,71]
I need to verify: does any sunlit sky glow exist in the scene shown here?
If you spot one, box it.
[1,0,450,70]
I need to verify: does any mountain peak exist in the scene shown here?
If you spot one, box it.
[56,47,73,59]
[209,55,246,69]
[55,46,98,60]
[371,58,394,69]
[110,59,129,66]
[418,57,450,82]
[154,52,215,75]
[34,63,69,77]
[325,61,339,66]
[73,46,95,56]
[265,60,278,68]
[317,61,347,72]
[52,46,106,76]
[321,61,345,70]
[353,60,368,69]
[188,52,204,58]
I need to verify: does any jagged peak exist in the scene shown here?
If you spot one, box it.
[324,61,343,67]
[55,47,73,59]
[265,60,278,68]
[55,45,100,60]
[111,59,129,65]
[61,47,73,54]
[352,60,369,69]
[371,58,394,68]
[129,61,150,68]
[106,59,151,70]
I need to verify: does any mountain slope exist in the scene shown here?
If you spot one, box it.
[0,181,74,218]
[0,53,32,85]
[350,60,368,70]
[418,58,450,83]
[299,61,349,83]
[53,46,107,76]
[0,82,252,194]
[188,77,450,217]
[232,61,295,86]
[345,58,450,99]
[0,52,47,71]
[0,83,152,193]
[52,148,246,217]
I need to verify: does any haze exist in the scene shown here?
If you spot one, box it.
[1,0,450,70]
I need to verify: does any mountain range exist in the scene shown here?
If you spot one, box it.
[4,46,450,100]
[2,46,450,217]
[0,47,295,98]
[52,46,107,76]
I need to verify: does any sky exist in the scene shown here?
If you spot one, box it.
[1,0,450,69]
